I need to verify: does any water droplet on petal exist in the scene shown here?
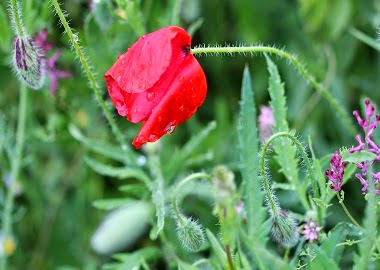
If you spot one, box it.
[166,125,176,134]
[179,76,184,81]
[146,91,155,101]
[179,105,185,111]
[115,100,128,116]
[133,108,138,113]
[157,116,162,122]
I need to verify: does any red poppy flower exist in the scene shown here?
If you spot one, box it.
[104,26,207,149]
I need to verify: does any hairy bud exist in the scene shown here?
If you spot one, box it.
[176,215,205,252]
[270,210,299,248]
[12,36,45,89]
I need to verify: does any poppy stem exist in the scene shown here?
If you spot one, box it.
[0,83,28,269]
[171,172,212,225]
[191,45,357,137]
[9,0,25,37]
[51,0,134,162]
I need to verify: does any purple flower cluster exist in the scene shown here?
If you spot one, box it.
[349,98,380,194]
[33,28,71,96]
[325,151,347,191]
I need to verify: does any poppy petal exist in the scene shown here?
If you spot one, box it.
[132,54,207,148]
[104,26,207,149]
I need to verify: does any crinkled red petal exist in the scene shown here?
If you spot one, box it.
[104,26,207,149]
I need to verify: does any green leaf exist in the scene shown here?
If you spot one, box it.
[206,229,228,269]
[149,178,165,240]
[118,183,148,197]
[102,247,162,270]
[266,55,305,206]
[92,198,134,210]
[239,230,292,270]
[163,121,217,180]
[308,222,361,269]
[238,65,267,241]
[69,124,137,164]
[341,150,377,163]
[84,156,150,184]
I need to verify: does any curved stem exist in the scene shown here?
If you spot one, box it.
[1,83,28,269]
[9,0,25,36]
[261,132,314,213]
[191,45,357,137]
[171,172,212,225]
[336,193,363,231]
[50,0,133,162]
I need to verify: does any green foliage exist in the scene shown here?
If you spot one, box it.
[238,65,268,245]
[1,0,380,269]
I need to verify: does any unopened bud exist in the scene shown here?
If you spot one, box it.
[176,215,205,252]
[12,36,45,89]
[212,165,236,204]
[271,210,299,248]
[91,201,153,254]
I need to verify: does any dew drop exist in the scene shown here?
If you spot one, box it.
[146,91,155,101]
[73,34,79,42]
[166,125,176,134]
[157,116,163,122]
[179,105,185,111]
[133,108,138,113]
[179,76,184,81]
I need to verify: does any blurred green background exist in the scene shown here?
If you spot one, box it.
[0,0,379,268]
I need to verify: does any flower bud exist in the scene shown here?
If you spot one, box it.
[270,210,299,248]
[12,36,45,89]
[91,201,153,254]
[212,165,236,205]
[176,215,205,252]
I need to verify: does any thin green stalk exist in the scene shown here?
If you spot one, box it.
[225,245,236,270]
[336,193,363,231]
[1,83,28,269]
[50,0,132,160]
[9,0,25,36]
[191,45,357,137]
[171,172,212,225]
[260,132,313,213]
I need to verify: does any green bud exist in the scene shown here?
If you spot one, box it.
[176,215,205,252]
[271,210,299,248]
[91,201,153,254]
[212,165,236,204]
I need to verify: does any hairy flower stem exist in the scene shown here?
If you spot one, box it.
[1,84,28,269]
[225,245,236,270]
[191,45,357,137]
[260,132,315,214]
[172,172,212,225]
[50,0,134,162]
[336,193,363,231]
[9,0,25,36]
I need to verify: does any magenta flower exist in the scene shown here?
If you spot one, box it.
[349,98,380,195]
[301,221,322,243]
[33,28,71,96]
[325,151,347,191]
